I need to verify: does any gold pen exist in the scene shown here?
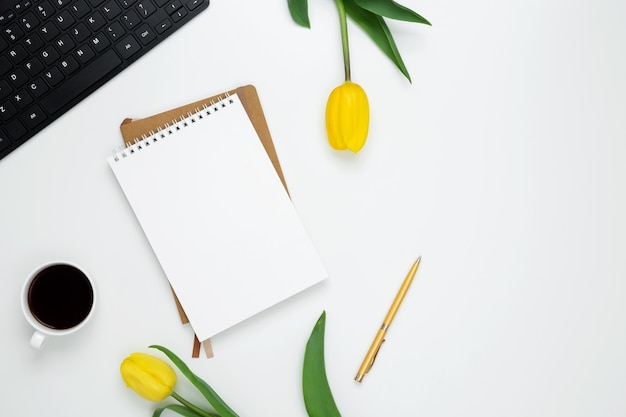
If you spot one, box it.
[355,256,421,383]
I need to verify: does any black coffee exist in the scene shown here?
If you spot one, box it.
[27,264,94,330]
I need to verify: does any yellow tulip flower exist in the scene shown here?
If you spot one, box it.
[120,352,176,402]
[326,81,369,153]
[120,347,230,417]
[323,0,370,153]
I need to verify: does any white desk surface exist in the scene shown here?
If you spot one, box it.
[2,0,626,415]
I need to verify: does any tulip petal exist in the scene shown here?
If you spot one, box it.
[120,353,176,402]
[326,86,348,150]
[326,82,369,153]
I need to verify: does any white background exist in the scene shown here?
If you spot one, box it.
[1,0,626,416]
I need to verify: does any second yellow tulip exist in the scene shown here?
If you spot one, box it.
[325,81,370,153]
[120,352,176,402]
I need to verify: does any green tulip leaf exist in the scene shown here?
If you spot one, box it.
[150,345,240,417]
[153,404,216,417]
[302,311,342,417]
[344,0,412,82]
[353,0,430,25]
[288,0,310,28]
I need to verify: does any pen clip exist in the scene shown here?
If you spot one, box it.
[367,339,385,372]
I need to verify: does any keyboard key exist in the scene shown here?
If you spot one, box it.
[70,0,91,18]
[54,10,74,30]
[24,57,44,76]
[89,32,110,51]
[19,11,39,31]
[20,104,47,129]
[186,0,202,11]
[14,1,32,14]
[4,23,24,42]
[52,0,70,8]
[6,119,27,139]
[1,11,15,24]
[119,0,138,8]
[136,0,156,18]
[59,55,79,74]
[154,18,171,34]
[121,10,140,29]
[0,80,12,100]
[164,1,181,14]
[74,43,95,63]
[8,68,28,87]
[2,10,17,23]
[23,33,45,53]
[27,77,49,97]
[86,10,106,31]
[0,56,11,75]
[171,8,187,22]
[55,33,75,54]
[0,101,18,121]
[135,23,156,45]
[43,67,64,86]
[115,34,140,59]
[7,44,28,64]
[102,1,122,19]
[11,90,34,109]
[35,1,55,20]
[71,22,90,42]
[39,21,60,41]
[39,45,60,65]
[105,21,125,40]
[40,49,122,114]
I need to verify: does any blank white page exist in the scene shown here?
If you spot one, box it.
[108,94,327,341]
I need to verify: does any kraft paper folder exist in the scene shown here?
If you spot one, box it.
[119,85,290,357]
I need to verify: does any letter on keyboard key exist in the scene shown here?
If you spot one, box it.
[40,49,122,115]
[135,23,156,45]
[115,35,141,59]
[21,104,47,129]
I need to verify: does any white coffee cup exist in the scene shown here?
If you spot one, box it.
[21,261,96,349]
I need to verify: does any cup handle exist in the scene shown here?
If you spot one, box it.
[30,331,47,349]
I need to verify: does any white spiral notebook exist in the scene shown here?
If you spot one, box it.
[108,93,327,341]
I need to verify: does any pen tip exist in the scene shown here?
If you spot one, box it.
[416,256,421,264]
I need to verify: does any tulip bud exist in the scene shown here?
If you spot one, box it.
[120,352,177,402]
[325,81,370,153]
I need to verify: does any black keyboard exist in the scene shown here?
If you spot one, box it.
[0,0,209,160]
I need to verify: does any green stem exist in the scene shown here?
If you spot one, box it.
[335,0,351,81]
[171,391,219,417]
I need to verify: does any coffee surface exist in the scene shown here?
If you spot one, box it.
[28,264,94,330]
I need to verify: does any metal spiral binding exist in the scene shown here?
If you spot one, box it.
[110,93,237,162]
